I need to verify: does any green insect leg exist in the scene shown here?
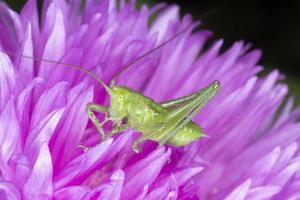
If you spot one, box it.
[108,123,130,138]
[86,103,108,140]
[132,136,148,153]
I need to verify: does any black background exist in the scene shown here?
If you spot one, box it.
[160,0,300,76]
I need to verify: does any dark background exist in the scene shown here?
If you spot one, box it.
[5,0,300,103]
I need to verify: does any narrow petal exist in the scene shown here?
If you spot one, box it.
[39,3,66,85]
[174,167,203,186]
[122,148,171,199]
[149,5,179,43]
[17,23,34,80]
[246,185,281,199]
[0,2,23,51]
[224,179,251,200]
[22,143,53,199]
[20,0,39,41]
[16,77,43,132]
[145,175,178,200]
[271,158,300,187]
[0,53,16,109]
[31,81,68,128]
[54,139,113,189]
[0,182,21,200]
[245,147,281,186]
[97,170,125,200]
[50,81,93,169]
[54,186,90,200]
[0,98,21,179]
[24,108,65,162]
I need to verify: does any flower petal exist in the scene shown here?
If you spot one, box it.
[122,148,171,199]
[16,77,43,132]
[17,23,34,80]
[39,3,66,85]
[0,98,21,181]
[0,181,21,200]
[54,139,113,189]
[0,2,23,51]
[31,81,68,128]
[97,170,125,200]
[54,186,90,200]
[246,185,281,199]
[22,143,53,199]
[50,81,93,169]
[224,179,251,200]
[0,53,16,109]
[24,108,65,162]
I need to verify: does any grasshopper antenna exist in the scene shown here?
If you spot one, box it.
[111,25,193,83]
[1,50,111,92]
[111,8,219,84]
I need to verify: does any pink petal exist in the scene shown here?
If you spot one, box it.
[0,53,16,109]
[17,23,34,80]
[54,139,113,189]
[149,5,179,43]
[54,186,90,200]
[0,98,21,177]
[50,81,93,169]
[271,158,300,187]
[16,78,43,132]
[22,143,53,199]
[0,181,21,200]
[145,175,178,200]
[246,185,281,199]
[0,2,23,51]
[97,170,125,200]
[122,148,171,199]
[31,82,68,128]
[174,167,203,186]
[24,108,65,162]
[20,0,41,54]
[244,147,280,186]
[224,179,251,200]
[39,3,66,84]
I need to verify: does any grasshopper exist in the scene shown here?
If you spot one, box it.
[3,28,220,153]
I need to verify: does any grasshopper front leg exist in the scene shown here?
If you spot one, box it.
[86,103,108,141]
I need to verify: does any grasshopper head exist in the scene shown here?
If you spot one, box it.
[109,86,131,122]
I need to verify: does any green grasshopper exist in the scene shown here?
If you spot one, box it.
[98,79,220,153]
[3,28,220,153]
[73,28,220,153]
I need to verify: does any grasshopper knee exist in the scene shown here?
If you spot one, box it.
[86,103,107,113]
[86,106,97,121]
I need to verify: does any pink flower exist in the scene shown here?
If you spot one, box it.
[0,0,299,199]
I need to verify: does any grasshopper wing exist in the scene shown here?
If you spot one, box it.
[160,81,219,110]
[141,121,166,134]
[157,81,220,144]
[160,91,199,110]
[167,81,220,124]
